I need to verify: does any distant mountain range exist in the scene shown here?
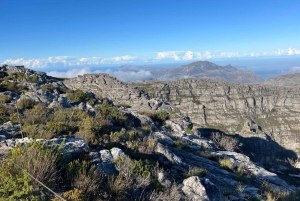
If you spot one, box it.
[119,61,265,84]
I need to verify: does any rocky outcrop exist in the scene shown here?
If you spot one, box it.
[182,176,225,201]
[134,79,300,158]
[265,73,300,87]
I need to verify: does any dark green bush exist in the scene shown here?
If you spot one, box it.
[67,89,91,103]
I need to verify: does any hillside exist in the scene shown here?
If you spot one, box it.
[265,73,300,87]
[150,61,265,84]
[0,65,299,200]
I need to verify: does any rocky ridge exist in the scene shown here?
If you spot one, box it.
[0,65,300,200]
[265,73,300,87]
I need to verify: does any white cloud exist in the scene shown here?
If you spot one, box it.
[47,67,152,82]
[3,55,136,68]
[47,67,93,78]
[183,51,193,60]
[288,66,300,74]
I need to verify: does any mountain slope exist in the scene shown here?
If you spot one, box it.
[265,73,300,87]
[151,61,264,84]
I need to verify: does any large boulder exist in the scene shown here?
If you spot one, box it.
[20,89,56,104]
[99,149,118,175]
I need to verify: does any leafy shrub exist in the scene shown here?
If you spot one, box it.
[184,127,193,134]
[67,89,91,103]
[0,141,63,199]
[96,102,127,126]
[41,83,56,93]
[52,189,85,201]
[67,160,102,199]
[0,94,11,104]
[186,167,208,178]
[106,156,151,199]
[154,111,170,122]
[17,98,36,110]
[26,75,39,83]
[218,158,233,171]
[9,72,26,81]
[0,105,15,123]
[0,81,27,92]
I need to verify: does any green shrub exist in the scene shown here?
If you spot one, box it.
[0,141,63,199]
[186,167,208,178]
[41,83,56,93]
[96,102,127,126]
[67,160,101,199]
[26,75,39,83]
[9,72,26,81]
[17,98,36,110]
[184,127,193,134]
[154,111,170,122]
[67,89,91,103]
[0,94,11,104]
[218,158,233,171]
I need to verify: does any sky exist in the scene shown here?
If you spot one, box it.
[1,0,300,77]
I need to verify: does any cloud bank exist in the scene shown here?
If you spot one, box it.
[47,67,152,82]
[2,47,300,68]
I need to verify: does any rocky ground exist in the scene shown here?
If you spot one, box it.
[0,64,300,200]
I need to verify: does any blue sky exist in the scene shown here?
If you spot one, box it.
[1,0,300,69]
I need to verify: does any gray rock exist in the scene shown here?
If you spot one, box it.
[0,91,20,100]
[181,176,209,201]
[110,147,126,160]
[214,151,294,192]
[157,171,171,188]
[165,120,185,138]
[48,96,72,108]
[156,143,182,164]
[150,132,174,146]
[99,149,117,175]
[20,89,56,104]
[0,121,21,138]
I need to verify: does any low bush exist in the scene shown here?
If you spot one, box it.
[41,83,56,93]
[0,94,11,104]
[218,158,234,171]
[17,98,36,110]
[0,141,64,199]
[67,159,102,200]
[67,89,91,103]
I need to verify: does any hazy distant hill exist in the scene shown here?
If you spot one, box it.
[265,73,300,87]
[122,61,264,84]
[151,61,264,84]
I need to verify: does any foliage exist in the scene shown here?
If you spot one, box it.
[67,89,91,103]
[17,98,36,110]
[0,105,15,123]
[96,102,127,126]
[0,94,11,104]
[0,81,27,92]
[0,170,37,201]
[186,167,208,178]
[105,156,151,200]
[184,127,193,134]
[41,83,56,93]
[26,75,39,83]
[67,159,102,199]
[218,158,233,171]
[0,141,64,199]
[211,132,242,151]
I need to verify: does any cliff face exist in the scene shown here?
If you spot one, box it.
[134,79,300,154]
[64,74,300,158]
